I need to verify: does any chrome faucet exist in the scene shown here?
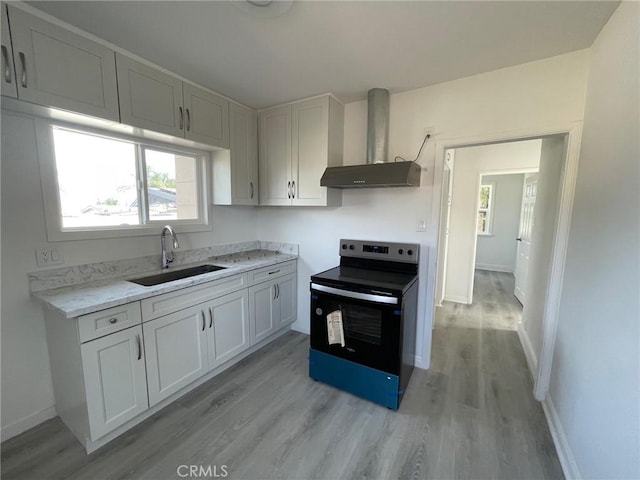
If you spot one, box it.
[160,225,179,268]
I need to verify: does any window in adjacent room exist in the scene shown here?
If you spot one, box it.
[38,122,210,240]
[477,182,495,235]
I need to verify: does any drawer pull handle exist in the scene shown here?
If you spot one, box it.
[186,108,191,131]
[202,311,206,331]
[209,307,213,328]
[1,46,11,83]
[136,334,142,360]
[275,283,280,299]
[250,182,254,199]
[109,317,118,324]
[18,52,26,87]
[268,269,280,275]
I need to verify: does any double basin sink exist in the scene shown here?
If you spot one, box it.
[129,264,227,286]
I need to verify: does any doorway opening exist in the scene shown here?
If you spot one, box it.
[428,127,580,401]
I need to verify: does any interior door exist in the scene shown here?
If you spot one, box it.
[435,151,454,306]
[514,173,538,304]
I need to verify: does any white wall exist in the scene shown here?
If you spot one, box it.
[0,111,259,440]
[445,141,540,304]
[259,49,590,369]
[520,136,565,368]
[548,3,640,479]
[475,173,524,272]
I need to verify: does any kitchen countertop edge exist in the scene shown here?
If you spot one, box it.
[34,253,298,319]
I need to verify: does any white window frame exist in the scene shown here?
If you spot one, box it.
[35,118,212,241]
[477,182,495,236]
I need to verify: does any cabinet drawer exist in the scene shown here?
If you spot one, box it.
[141,273,247,321]
[248,261,296,286]
[78,302,142,343]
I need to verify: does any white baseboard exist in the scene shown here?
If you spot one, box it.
[542,396,581,480]
[0,406,57,442]
[517,323,538,379]
[475,263,514,273]
[443,294,471,304]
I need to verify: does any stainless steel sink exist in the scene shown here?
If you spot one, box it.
[129,264,226,286]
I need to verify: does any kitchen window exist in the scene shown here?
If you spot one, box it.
[37,121,210,241]
[477,183,495,235]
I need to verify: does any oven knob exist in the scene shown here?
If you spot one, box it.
[407,249,413,256]
[342,244,347,250]
[315,308,323,316]
[349,244,355,250]
[398,249,404,254]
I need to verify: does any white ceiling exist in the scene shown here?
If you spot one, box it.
[28,1,619,109]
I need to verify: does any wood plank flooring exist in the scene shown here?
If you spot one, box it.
[2,272,563,480]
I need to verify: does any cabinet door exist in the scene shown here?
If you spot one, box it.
[143,304,208,406]
[276,274,297,328]
[7,6,119,121]
[183,83,229,148]
[1,5,17,98]
[249,280,278,344]
[259,105,292,206]
[206,289,250,369]
[81,326,148,440]
[291,96,329,206]
[229,102,258,205]
[116,53,184,138]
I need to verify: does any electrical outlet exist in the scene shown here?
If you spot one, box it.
[416,219,427,232]
[35,247,64,267]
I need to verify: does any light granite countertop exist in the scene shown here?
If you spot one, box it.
[32,244,298,319]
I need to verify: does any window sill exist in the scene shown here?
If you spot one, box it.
[46,222,212,242]
[477,233,494,237]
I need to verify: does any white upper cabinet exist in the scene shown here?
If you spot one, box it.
[1,5,17,98]
[116,53,183,138]
[259,95,343,207]
[116,53,229,149]
[5,5,119,121]
[183,83,229,148]
[213,102,258,205]
[259,104,292,206]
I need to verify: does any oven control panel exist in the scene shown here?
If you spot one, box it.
[339,239,419,263]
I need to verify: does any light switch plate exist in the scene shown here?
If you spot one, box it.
[416,219,427,232]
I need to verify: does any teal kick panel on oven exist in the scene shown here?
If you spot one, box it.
[309,348,401,410]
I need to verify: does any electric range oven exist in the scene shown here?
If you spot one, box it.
[309,239,419,410]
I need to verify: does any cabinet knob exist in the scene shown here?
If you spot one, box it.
[109,317,118,324]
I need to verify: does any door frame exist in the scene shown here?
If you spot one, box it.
[427,122,582,400]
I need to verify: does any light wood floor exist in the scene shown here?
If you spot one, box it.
[2,273,562,480]
[436,269,523,331]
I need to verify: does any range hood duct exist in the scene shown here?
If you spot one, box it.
[321,88,421,189]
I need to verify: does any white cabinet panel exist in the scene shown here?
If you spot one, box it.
[259,105,292,206]
[207,289,250,368]
[183,83,229,148]
[249,280,278,344]
[144,304,208,406]
[116,53,183,138]
[7,5,119,121]
[292,97,328,205]
[248,272,297,344]
[81,326,148,440]
[276,275,296,328]
[1,6,17,98]
[78,302,142,343]
[258,95,343,206]
[214,102,258,205]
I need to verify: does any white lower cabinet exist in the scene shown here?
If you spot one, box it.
[143,288,250,406]
[143,303,208,406]
[44,260,296,453]
[207,289,250,369]
[249,273,297,344]
[81,325,148,440]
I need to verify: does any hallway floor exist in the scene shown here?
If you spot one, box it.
[436,269,523,330]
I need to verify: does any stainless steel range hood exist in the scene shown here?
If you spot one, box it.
[321,88,422,189]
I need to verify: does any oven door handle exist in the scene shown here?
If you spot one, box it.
[310,283,398,305]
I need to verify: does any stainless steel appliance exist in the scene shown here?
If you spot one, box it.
[309,239,419,410]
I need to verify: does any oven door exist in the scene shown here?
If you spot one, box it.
[310,283,402,374]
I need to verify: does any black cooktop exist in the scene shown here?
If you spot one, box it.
[311,265,418,295]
